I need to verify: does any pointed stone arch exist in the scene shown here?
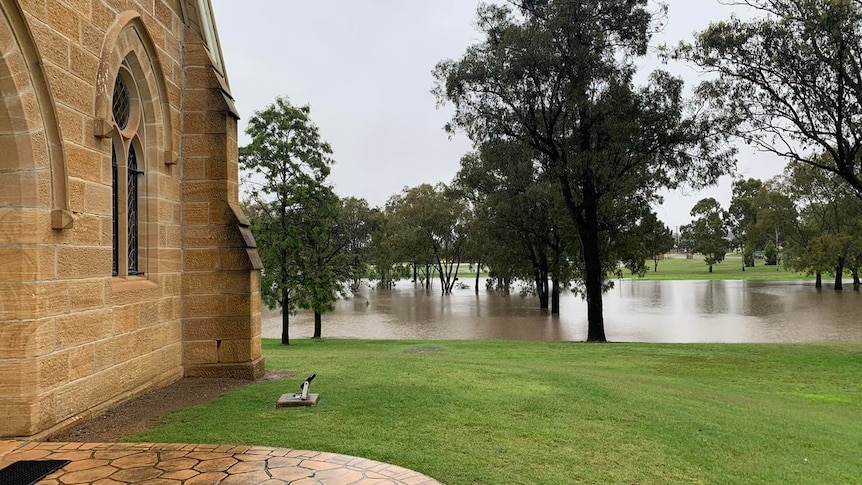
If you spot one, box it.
[0,0,71,229]
[94,11,174,166]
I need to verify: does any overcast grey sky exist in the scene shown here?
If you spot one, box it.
[211,0,782,229]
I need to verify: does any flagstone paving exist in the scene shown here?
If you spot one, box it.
[0,441,442,484]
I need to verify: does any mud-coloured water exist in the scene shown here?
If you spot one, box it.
[262,279,862,343]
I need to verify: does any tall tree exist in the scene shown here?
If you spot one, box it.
[240,97,333,345]
[290,185,352,339]
[340,197,375,294]
[682,198,730,273]
[454,141,575,314]
[435,0,731,341]
[781,159,862,289]
[620,210,675,276]
[727,178,764,269]
[387,184,468,295]
[679,0,862,199]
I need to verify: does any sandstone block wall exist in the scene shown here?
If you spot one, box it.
[0,0,263,438]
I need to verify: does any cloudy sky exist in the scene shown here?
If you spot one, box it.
[210,0,782,230]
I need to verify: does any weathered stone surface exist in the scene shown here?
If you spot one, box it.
[1,0,264,439]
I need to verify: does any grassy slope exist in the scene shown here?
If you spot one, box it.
[133,340,862,485]
[637,254,810,281]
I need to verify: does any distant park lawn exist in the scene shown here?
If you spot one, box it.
[637,253,811,281]
[132,340,861,485]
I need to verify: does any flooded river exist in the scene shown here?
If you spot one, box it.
[262,279,862,343]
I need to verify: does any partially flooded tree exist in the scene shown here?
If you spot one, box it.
[435,0,731,341]
[387,184,468,295]
[240,97,333,345]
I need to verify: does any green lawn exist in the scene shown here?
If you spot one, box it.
[132,340,862,484]
[637,253,810,281]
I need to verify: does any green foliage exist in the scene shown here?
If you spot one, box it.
[678,0,862,198]
[454,141,575,308]
[339,197,376,293]
[134,340,862,485]
[385,184,468,294]
[682,198,729,272]
[240,96,351,341]
[727,178,763,267]
[778,158,862,287]
[619,211,675,276]
[435,0,733,341]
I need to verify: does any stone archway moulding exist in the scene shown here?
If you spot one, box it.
[0,0,72,229]
[93,11,175,165]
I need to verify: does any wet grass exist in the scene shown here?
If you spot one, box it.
[131,340,862,484]
[635,254,810,281]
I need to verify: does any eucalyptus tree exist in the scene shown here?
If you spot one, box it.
[679,0,862,199]
[619,210,675,276]
[340,197,375,293]
[681,198,730,273]
[288,184,354,339]
[727,178,764,269]
[240,96,333,345]
[781,160,862,289]
[455,141,575,313]
[387,184,468,295]
[435,0,731,341]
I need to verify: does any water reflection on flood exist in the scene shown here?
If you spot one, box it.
[262,280,862,343]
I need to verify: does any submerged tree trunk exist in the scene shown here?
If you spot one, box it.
[551,277,560,315]
[815,271,822,289]
[853,270,860,290]
[475,258,481,294]
[560,171,606,342]
[579,217,606,342]
[281,289,290,346]
[537,271,549,311]
[834,259,845,291]
[313,311,322,339]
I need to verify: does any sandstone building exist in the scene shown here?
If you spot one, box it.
[0,0,264,437]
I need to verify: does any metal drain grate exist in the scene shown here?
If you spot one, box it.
[0,460,70,485]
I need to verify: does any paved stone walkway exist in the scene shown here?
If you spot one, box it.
[0,441,442,484]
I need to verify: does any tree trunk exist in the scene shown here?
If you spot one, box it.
[551,277,560,315]
[413,263,418,283]
[425,264,431,288]
[281,289,290,346]
[313,311,322,339]
[709,264,713,273]
[853,269,860,290]
[834,259,845,291]
[654,257,659,272]
[576,203,606,342]
[815,271,822,289]
[537,272,549,311]
[475,258,481,294]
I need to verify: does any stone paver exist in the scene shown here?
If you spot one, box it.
[0,441,443,484]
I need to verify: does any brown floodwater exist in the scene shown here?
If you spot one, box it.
[262,279,862,343]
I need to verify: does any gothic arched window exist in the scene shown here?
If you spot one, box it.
[111,67,145,277]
